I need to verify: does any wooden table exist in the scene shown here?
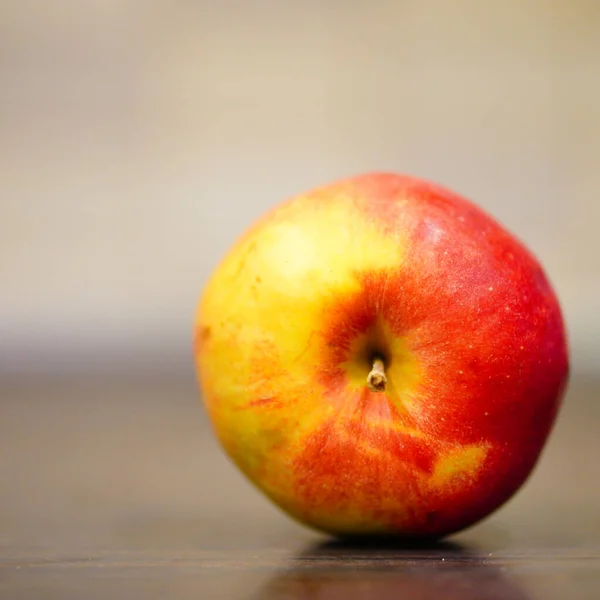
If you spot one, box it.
[1,373,599,599]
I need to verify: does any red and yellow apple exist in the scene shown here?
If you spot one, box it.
[194,173,568,538]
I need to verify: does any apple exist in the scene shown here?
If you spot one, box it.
[194,173,568,539]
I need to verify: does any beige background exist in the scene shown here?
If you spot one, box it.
[1,0,598,376]
[1,4,600,581]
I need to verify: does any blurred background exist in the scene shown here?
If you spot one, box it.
[1,0,599,560]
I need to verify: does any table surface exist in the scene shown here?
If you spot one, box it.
[1,373,599,599]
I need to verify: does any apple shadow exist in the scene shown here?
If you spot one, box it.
[247,537,532,600]
[313,533,464,552]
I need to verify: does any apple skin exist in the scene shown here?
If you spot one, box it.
[194,173,569,539]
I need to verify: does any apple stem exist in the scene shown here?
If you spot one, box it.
[367,356,387,392]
